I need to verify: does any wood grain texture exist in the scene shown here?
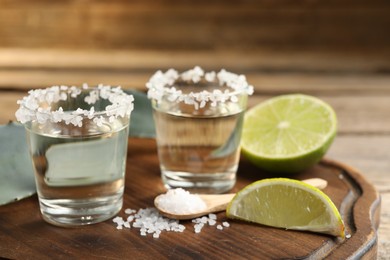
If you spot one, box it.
[0,1,389,254]
[0,45,389,257]
[1,48,390,72]
[1,60,389,259]
[0,0,390,52]
[0,139,381,259]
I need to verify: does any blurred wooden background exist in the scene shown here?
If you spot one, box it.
[0,0,390,90]
[1,0,390,51]
[0,0,389,258]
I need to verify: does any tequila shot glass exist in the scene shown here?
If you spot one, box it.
[15,84,134,226]
[147,66,253,193]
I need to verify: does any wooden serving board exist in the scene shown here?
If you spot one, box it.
[0,138,381,259]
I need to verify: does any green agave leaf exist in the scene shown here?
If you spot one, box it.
[0,90,155,206]
[0,122,36,206]
[126,89,155,138]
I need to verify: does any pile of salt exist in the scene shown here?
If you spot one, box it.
[155,188,207,214]
[113,207,185,239]
[113,188,230,238]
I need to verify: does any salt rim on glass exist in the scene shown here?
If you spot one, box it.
[15,84,134,127]
[146,66,254,110]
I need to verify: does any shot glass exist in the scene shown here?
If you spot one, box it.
[147,66,253,193]
[15,84,134,226]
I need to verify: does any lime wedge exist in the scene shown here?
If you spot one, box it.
[242,94,337,173]
[226,178,345,237]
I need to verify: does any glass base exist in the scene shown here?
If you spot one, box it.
[38,194,123,227]
[161,170,236,194]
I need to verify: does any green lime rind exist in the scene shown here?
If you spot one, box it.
[241,94,337,173]
[226,178,345,238]
[241,134,335,173]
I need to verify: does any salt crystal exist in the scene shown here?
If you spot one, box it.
[113,216,124,224]
[155,188,207,215]
[181,66,204,83]
[208,213,217,220]
[208,219,216,226]
[123,222,131,229]
[222,221,230,228]
[113,207,233,236]
[132,222,141,228]
[205,71,216,82]
[116,225,123,230]
[15,84,134,127]
[113,190,235,237]
[178,225,185,232]
[117,207,188,238]
[124,208,132,214]
[146,66,254,110]
[200,216,208,223]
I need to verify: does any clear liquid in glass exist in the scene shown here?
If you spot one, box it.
[26,119,128,226]
[153,108,244,193]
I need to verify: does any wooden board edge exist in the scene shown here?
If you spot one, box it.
[321,158,381,259]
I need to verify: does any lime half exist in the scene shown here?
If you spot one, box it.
[226,178,345,237]
[242,94,337,173]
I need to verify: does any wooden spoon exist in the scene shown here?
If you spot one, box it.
[154,178,327,220]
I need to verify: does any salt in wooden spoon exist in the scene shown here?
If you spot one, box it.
[154,178,327,220]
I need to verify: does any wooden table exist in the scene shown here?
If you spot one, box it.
[0,49,389,258]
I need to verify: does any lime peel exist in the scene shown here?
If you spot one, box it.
[226,178,345,238]
[241,94,337,173]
